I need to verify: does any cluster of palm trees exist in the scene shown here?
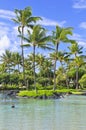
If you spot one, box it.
[0,6,86,92]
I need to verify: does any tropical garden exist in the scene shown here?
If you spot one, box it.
[0,6,86,98]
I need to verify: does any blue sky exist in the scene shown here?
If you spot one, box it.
[0,0,86,56]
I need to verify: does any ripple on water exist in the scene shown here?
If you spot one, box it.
[0,94,86,130]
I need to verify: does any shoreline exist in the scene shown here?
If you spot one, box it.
[1,89,86,99]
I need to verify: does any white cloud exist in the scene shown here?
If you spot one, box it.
[71,33,86,47]
[0,26,10,36]
[72,33,82,40]
[0,22,20,55]
[0,8,66,28]
[79,22,86,28]
[11,45,20,52]
[0,9,15,20]
[38,17,66,27]
[73,0,86,9]
[0,22,9,26]
[0,9,66,27]
[12,26,19,35]
[0,35,10,53]
[78,41,86,46]
[0,9,67,56]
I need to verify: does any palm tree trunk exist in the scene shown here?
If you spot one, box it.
[8,65,11,85]
[76,66,79,89]
[33,45,37,93]
[53,43,59,90]
[66,76,69,89]
[21,26,25,84]
[53,60,56,90]
[18,64,20,73]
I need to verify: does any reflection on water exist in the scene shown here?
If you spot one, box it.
[0,94,86,130]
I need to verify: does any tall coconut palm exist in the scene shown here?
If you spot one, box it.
[12,6,41,83]
[51,25,73,90]
[43,58,53,86]
[74,56,84,89]
[57,51,70,88]
[21,25,51,92]
[68,42,83,89]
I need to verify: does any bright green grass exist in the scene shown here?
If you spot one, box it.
[18,90,54,97]
[71,91,83,95]
[18,89,83,97]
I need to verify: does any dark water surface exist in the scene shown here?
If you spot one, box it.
[0,94,86,130]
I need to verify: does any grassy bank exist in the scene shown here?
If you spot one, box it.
[18,89,85,98]
[18,90,56,98]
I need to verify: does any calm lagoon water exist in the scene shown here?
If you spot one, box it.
[0,93,86,130]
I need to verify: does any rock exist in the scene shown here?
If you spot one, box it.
[81,92,86,95]
[7,90,19,97]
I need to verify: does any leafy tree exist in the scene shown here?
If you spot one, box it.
[68,42,83,89]
[21,25,51,92]
[51,25,73,90]
[12,52,22,73]
[79,74,86,88]
[12,6,41,82]
[0,50,12,73]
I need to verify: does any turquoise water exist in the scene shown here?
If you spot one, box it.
[0,94,86,130]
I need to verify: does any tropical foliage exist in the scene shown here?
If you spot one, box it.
[0,6,86,93]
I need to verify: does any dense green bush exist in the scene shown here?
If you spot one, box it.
[79,74,86,88]
[30,83,44,90]
[1,84,19,90]
[10,74,19,84]
[0,73,10,84]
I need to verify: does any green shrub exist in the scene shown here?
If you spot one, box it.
[79,74,86,88]
[2,84,19,90]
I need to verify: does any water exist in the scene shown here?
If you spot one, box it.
[0,94,86,130]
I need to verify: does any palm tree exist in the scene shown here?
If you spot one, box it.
[43,58,53,85]
[0,50,13,85]
[68,42,83,57]
[0,63,5,73]
[21,25,51,92]
[68,42,83,89]
[0,50,12,73]
[12,52,22,73]
[75,56,84,89]
[35,53,45,73]
[51,25,73,90]
[12,6,41,83]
